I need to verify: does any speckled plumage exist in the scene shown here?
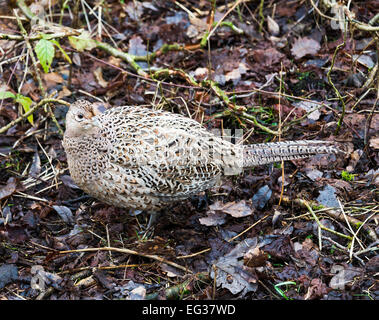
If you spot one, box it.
[62,100,341,211]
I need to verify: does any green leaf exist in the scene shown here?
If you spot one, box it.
[68,31,96,52]
[50,39,72,64]
[35,39,55,73]
[0,91,16,99]
[15,94,33,125]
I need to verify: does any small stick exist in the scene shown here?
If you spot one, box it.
[59,246,191,273]
[0,97,69,134]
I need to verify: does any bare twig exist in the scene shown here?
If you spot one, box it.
[59,246,190,273]
[326,41,346,135]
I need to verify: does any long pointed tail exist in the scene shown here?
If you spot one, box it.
[243,140,343,168]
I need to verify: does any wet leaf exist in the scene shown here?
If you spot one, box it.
[243,247,268,268]
[329,265,362,290]
[304,278,328,300]
[251,47,285,66]
[316,185,339,208]
[31,265,63,290]
[210,238,258,295]
[29,151,41,178]
[0,264,18,289]
[252,185,272,209]
[53,205,74,224]
[305,169,323,181]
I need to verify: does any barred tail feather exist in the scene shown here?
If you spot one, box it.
[243,140,342,168]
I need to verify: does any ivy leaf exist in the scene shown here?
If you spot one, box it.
[68,31,96,52]
[35,39,55,73]
[15,94,33,125]
[0,91,16,99]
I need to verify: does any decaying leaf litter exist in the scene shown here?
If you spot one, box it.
[0,0,378,300]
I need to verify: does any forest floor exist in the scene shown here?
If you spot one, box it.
[0,0,378,300]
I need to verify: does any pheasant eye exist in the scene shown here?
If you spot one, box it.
[76,114,84,121]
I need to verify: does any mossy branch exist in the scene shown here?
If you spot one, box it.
[94,40,148,77]
[0,98,69,135]
[14,10,64,135]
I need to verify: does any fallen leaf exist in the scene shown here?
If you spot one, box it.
[0,177,17,200]
[252,185,272,209]
[29,151,41,178]
[329,265,362,290]
[210,238,259,295]
[208,200,254,218]
[316,185,339,208]
[304,278,328,300]
[30,265,63,290]
[251,47,285,66]
[293,101,321,121]
[93,67,108,88]
[267,16,279,35]
[244,247,268,268]
[0,264,18,289]
[369,137,379,150]
[353,54,375,69]
[291,37,320,59]
[53,205,74,224]
[199,211,226,226]
[60,175,80,189]
[42,72,64,87]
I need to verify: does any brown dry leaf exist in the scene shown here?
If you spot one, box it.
[225,62,248,85]
[291,37,321,59]
[193,67,209,81]
[0,177,17,200]
[251,47,285,66]
[209,200,254,218]
[369,137,379,150]
[199,211,226,226]
[304,278,328,300]
[42,72,64,89]
[187,16,207,38]
[57,86,72,99]
[243,247,268,268]
[108,56,122,67]
[20,81,38,97]
[267,16,279,35]
[93,67,108,88]
[210,238,259,295]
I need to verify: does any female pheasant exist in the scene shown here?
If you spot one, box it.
[63,100,341,214]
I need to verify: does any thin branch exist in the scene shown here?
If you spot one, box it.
[0,98,69,134]
[14,10,64,135]
[59,246,191,273]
